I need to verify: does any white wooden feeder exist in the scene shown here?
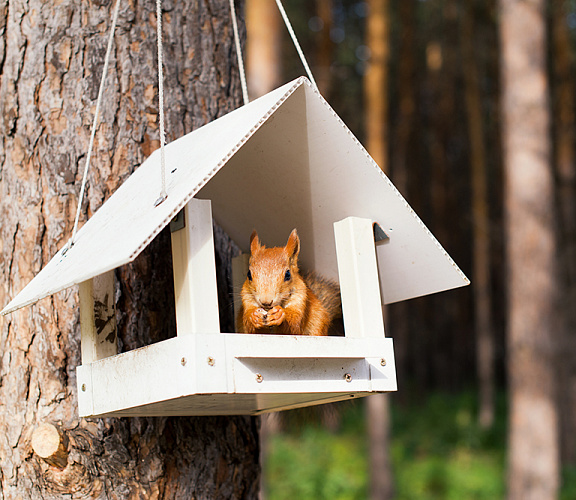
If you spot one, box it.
[2,77,469,417]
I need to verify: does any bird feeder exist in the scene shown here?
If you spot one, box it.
[2,77,469,417]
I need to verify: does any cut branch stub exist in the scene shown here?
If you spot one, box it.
[31,423,69,469]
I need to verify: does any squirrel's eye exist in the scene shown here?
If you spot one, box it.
[247,270,253,281]
[284,269,291,281]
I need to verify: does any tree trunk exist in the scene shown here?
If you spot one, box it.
[364,2,393,498]
[460,0,495,429]
[388,0,417,396]
[246,0,282,99]
[314,0,334,99]
[550,0,576,465]
[364,0,389,174]
[500,0,560,498]
[0,0,260,498]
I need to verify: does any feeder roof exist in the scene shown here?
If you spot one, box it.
[2,77,468,316]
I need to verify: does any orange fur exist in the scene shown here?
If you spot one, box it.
[237,229,340,336]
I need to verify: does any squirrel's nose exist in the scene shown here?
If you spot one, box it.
[260,300,273,309]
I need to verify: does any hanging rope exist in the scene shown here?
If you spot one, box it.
[229,0,249,105]
[68,0,121,251]
[154,0,168,206]
[274,0,318,90]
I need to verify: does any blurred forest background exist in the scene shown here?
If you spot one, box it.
[245,0,576,498]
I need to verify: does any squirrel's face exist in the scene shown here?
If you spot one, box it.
[244,229,302,310]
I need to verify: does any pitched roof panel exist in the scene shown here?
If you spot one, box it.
[2,77,468,315]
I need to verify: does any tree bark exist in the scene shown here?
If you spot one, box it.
[0,0,260,498]
[500,0,560,498]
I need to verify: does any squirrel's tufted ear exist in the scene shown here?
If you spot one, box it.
[250,230,261,254]
[285,229,300,260]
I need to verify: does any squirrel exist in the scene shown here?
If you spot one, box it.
[236,229,343,336]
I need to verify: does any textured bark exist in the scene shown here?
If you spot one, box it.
[0,0,260,498]
[500,0,559,498]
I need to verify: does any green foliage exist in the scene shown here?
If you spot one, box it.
[266,391,576,499]
[561,467,576,500]
[266,391,507,500]
[390,392,506,500]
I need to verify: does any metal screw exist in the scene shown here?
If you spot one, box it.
[207,357,215,366]
[344,373,352,382]
[181,357,187,366]
[81,384,86,392]
[256,373,263,383]
[380,358,387,366]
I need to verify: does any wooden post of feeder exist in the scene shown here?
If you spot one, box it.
[170,198,220,335]
[334,216,385,339]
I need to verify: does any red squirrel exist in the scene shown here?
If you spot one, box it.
[237,229,343,336]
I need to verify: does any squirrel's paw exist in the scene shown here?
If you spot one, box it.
[251,308,272,328]
[251,307,285,328]
[264,306,285,326]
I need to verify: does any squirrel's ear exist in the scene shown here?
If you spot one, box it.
[285,229,300,260]
[250,230,260,254]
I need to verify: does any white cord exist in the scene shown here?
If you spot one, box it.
[229,0,249,105]
[68,0,121,250]
[155,0,167,205]
[274,0,318,90]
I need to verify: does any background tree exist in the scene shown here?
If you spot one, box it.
[246,0,282,99]
[461,0,495,429]
[500,0,560,498]
[551,0,576,466]
[364,1,393,498]
[0,0,260,497]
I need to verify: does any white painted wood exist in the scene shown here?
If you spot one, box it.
[334,217,385,339]
[3,77,468,316]
[75,333,396,417]
[231,253,249,324]
[170,199,220,335]
[79,271,118,364]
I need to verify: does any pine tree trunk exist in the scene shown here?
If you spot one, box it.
[551,0,576,465]
[314,0,333,99]
[364,2,393,497]
[500,0,560,498]
[388,0,417,395]
[246,0,281,99]
[461,0,495,429]
[0,0,260,497]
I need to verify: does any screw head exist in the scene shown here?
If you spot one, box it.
[81,384,86,392]
[344,373,352,382]
[207,357,215,366]
[255,373,263,383]
[181,357,187,366]
[380,358,387,366]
